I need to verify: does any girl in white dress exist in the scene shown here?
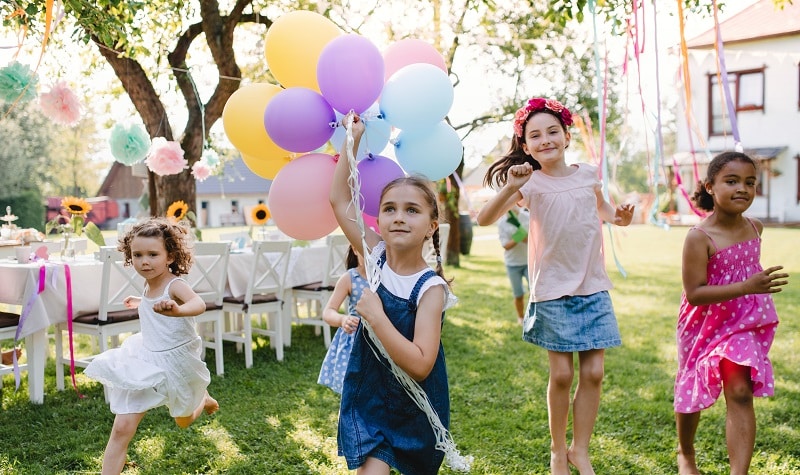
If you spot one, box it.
[85,218,218,475]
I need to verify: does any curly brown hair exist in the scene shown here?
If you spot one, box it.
[118,217,194,276]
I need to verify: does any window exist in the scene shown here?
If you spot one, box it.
[708,67,765,136]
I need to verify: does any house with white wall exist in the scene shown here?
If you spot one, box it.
[669,0,800,223]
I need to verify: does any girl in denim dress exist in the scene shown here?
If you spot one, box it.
[477,97,634,475]
[330,113,455,474]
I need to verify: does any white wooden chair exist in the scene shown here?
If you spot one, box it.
[290,234,350,348]
[186,241,231,376]
[54,246,144,392]
[0,311,27,390]
[222,240,292,367]
[423,222,450,267]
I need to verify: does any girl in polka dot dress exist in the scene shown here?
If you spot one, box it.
[318,246,366,394]
[674,151,789,475]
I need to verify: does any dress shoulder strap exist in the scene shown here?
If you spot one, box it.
[745,217,760,237]
[407,270,437,312]
[690,226,719,253]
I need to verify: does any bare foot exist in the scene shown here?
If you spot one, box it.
[550,451,571,475]
[567,447,596,475]
[677,450,700,475]
[204,394,219,415]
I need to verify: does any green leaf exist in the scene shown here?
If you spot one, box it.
[84,222,107,248]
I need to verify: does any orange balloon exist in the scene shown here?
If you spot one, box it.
[222,83,290,160]
[264,11,341,91]
[241,153,293,180]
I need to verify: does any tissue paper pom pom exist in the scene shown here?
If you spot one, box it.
[201,148,220,168]
[191,161,212,181]
[39,81,82,126]
[145,137,188,176]
[109,123,151,165]
[0,61,38,104]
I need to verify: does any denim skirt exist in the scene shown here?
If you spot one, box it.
[522,291,621,352]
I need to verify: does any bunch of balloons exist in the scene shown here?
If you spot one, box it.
[222,11,462,240]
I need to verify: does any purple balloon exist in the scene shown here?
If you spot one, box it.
[264,87,336,152]
[357,154,406,216]
[317,34,385,114]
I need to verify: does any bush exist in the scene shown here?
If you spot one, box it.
[0,189,45,231]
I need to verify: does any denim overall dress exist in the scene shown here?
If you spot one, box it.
[338,254,450,475]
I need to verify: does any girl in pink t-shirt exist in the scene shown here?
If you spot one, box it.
[477,97,634,475]
[675,151,787,475]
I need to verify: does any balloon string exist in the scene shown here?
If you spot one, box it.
[342,116,472,472]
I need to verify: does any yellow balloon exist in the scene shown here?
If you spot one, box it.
[264,10,342,92]
[222,83,290,160]
[241,153,293,180]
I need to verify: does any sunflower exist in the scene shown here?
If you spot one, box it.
[61,196,92,216]
[166,200,189,221]
[251,203,271,225]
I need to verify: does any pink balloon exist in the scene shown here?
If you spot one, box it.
[357,154,405,216]
[268,153,339,240]
[383,39,447,81]
[362,212,380,235]
[317,34,385,114]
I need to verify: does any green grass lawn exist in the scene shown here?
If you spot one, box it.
[0,224,797,474]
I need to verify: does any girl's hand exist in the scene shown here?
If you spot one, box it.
[340,314,360,334]
[614,203,635,226]
[341,112,365,142]
[742,266,789,295]
[152,299,180,316]
[507,163,533,188]
[123,296,141,309]
[355,289,386,326]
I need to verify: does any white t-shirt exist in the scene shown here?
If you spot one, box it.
[497,208,530,267]
[370,241,456,310]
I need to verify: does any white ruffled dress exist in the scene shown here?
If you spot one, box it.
[84,278,211,417]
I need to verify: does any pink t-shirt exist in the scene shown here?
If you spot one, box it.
[519,163,613,302]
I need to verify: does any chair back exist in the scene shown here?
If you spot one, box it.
[97,246,146,321]
[187,241,231,306]
[321,234,350,288]
[218,231,250,251]
[245,241,293,304]
[423,222,450,266]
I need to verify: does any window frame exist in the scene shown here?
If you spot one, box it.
[707,67,766,136]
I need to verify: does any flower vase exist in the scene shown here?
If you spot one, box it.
[61,233,76,260]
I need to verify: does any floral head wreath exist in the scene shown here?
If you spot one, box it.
[513,98,573,138]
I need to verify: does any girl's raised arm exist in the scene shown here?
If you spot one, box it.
[476,163,531,226]
[330,114,380,257]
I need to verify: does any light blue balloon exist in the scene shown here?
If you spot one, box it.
[330,104,392,158]
[379,63,453,132]
[394,121,462,181]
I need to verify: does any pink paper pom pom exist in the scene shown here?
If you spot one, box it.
[39,81,81,126]
[145,137,188,176]
[191,161,212,182]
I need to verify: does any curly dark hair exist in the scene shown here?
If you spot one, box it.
[118,217,194,276]
[483,107,570,188]
[691,151,758,212]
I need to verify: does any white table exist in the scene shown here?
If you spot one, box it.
[0,244,326,403]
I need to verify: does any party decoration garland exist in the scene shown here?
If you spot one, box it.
[145,137,188,176]
[109,123,151,165]
[0,61,38,104]
[39,81,81,126]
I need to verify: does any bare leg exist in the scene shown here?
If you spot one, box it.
[567,349,604,475]
[175,391,219,429]
[676,411,701,475]
[720,359,755,475]
[357,456,390,475]
[548,351,574,475]
[101,412,146,475]
[514,296,525,324]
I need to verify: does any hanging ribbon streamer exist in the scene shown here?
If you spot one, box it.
[711,0,743,152]
[589,0,627,278]
[341,116,472,472]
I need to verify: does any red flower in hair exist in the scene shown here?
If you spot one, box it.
[513,97,573,137]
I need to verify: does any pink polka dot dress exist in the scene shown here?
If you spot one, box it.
[674,226,779,414]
